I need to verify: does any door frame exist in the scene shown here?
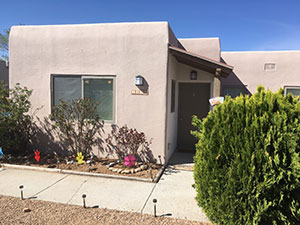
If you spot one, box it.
[176,80,213,151]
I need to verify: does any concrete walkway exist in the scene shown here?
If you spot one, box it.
[0,165,209,222]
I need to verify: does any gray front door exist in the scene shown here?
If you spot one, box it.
[177,83,210,151]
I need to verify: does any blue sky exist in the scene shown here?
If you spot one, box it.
[1,0,300,51]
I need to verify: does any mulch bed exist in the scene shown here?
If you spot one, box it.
[0,154,162,179]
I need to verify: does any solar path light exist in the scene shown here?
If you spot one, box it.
[153,198,157,217]
[82,194,87,208]
[19,185,24,200]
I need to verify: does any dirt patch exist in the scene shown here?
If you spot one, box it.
[0,155,162,179]
[0,195,211,225]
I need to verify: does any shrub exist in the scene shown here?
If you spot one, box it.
[0,82,34,154]
[106,125,153,162]
[192,87,300,225]
[49,98,104,157]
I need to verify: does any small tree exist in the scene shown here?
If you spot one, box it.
[106,125,153,162]
[49,98,104,157]
[0,28,9,61]
[0,82,34,154]
[192,87,300,224]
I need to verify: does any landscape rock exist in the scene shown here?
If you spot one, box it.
[107,162,116,168]
[135,168,142,173]
[140,165,148,170]
[23,208,31,213]
[123,169,130,174]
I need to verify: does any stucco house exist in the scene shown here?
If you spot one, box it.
[9,22,300,163]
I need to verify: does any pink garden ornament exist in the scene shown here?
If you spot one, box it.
[124,154,136,167]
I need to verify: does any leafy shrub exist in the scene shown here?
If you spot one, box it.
[49,98,104,157]
[192,87,300,225]
[0,82,34,154]
[106,125,153,162]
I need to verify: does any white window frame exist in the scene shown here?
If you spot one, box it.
[284,86,300,98]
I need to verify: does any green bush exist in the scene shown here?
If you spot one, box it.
[49,98,104,157]
[192,87,300,225]
[0,82,34,154]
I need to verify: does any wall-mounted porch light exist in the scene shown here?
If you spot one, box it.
[136,75,144,86]
[190,71,197,80]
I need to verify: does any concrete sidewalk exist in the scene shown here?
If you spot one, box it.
[0,166,209,222]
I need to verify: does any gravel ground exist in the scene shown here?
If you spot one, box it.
[0,195,211,225]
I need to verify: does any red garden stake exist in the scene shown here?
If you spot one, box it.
[34,150,40,162]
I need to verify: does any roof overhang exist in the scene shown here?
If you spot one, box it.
[169,46,233,78]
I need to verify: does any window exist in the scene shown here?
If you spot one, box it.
[223,86,248,98]
[171,80,176,112]
[52,76,81,106]
[52,75,115,122]
[264,63,276,71]
[284,86,300,99]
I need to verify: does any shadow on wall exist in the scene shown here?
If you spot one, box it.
[100,124,157,163]
[30,117,156,163]
[220,57,251,97]
[29,117,66,156]
[136,76,149,94]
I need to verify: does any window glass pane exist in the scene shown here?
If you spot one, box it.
[223,87,247,98]
[84,78,113,121]
[53,76,81,106]
[286,88,300,97]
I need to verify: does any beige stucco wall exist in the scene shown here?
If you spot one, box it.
[221,51,300,93]
[0,60,9,86]
[178,38,221,61]
[9,22,170,163]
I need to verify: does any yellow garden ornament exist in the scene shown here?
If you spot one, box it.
[76,152,84,164]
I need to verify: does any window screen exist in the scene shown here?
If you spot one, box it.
[53,76,81,106]
[83,78,114,121]
[223,86,248,98]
